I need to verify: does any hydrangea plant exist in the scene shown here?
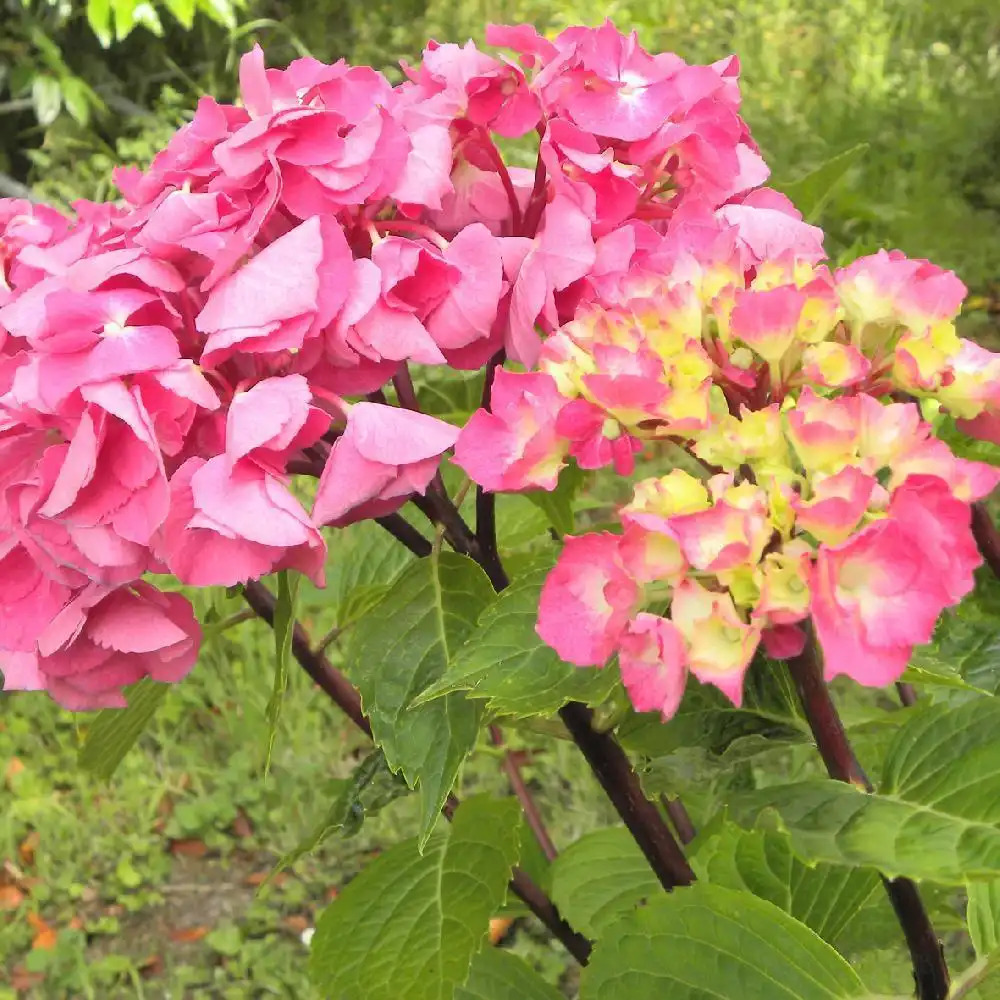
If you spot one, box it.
[4,20,1000,1000]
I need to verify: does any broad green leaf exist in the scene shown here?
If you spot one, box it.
[417,368,485,425]
[413,565,617,718]
[733,694,1000,882]
[325,519,416,629]
[969,880,1000,958]
[162,0,197,28]
[524,464,585,538]
[778,143,869,222]
[455,949,562,1000]
[310,796,521,1000]
[31,76,62,127]
[494,494,553,551]
[270,749,409,881]
[691,821,878,945]
[550,827,658,938]
[346,552,494,844]
[79,678,169,779]
[580,883,869,1000]
[264,570,298,775]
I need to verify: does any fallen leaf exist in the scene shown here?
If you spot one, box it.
[10,965,45,991]
[138,953,164,978]
[283,914,310,934]
[0,885,24,910]
[18,831,39,867]
[169,838,208,859]
[169,925,210,943]
[488,917,515,945]
[244,870,286,888]
[232,809,253,839]
[68,916,84,931]
[4,757,24,787]
[325,886,339,902]
[27,912,57,950]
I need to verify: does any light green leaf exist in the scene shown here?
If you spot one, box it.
[778,143,869,222]
[86,0,113,45]
[550,827,658,938]
[346,552,494,844]
[59,76,90,126]
[162,0,197,28]
[732,696,1000,882]
[969,880,1000,959]
[310,796,521,1000]
[455,948,563,1000]
[264,570,298,775]
[413,564,617,718]
[581,883,869,1000]
[524,464,585,538]
[196,0,240,30]
[270,749,410,882]
[31,76,62,127]
[79,678,169,779]
[691,821,878,945]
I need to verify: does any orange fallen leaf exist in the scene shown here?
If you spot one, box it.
[488,917,514,945]
[169,838,208,858]
[244,869,286,888]
[0,885,24,910]
[325,886,339,902]
[27,912,57,951]
[283,914,310,934]
[168,925,210,943]
[138,953,164,978]
[68,916,84,931]
[18,831,39,867]
[4,757,24,787]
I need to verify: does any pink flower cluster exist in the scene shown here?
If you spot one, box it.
[455,229,1000,715]
[2,21,997,721]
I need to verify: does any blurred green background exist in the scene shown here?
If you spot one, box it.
[2,0,1000,996]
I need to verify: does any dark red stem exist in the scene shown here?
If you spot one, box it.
[972,502,1000,579]
[787,638,949,1000]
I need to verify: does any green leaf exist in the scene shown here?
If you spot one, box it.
[196,0,240,30]
[524,464,585,538]
[413,564,617,718]
[455,948,563,1000]
[59,76,90,126]
[581,883,869,1000]
[264,569,299,775]
[270,749,410,881]
[31,76,62,127]
[733,696,1000,882]
[346,552,495,844]
[79,678,169,779]
[417,368,485,425]
[550,827,658,938]
[969,880,1000,959]
[162,0,197,28]
[691,821,878,945]
[777,143,869,222]
[309,796,521,1000]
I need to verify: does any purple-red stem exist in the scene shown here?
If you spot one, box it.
[787,638,949,1000]
[475,352,505,582]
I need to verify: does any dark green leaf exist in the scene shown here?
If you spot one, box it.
[345,552,494,844]
[524,464,585,538]
[455,949,563,1000]
[550,827,658,938]
[413,564,616,718]
[778,143,869,222]
[79,678,169,779]
[310,796,521,1000]
[580,883,869,999]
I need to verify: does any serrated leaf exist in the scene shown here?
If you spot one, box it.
[691,821,878,945]
[778,142,869,222]
[79,678,168,779]
[345,552,494,844]
[733,699,1000,883]
[413,565,616,718]
[455,948,563,1000]
[264,570,298,775]
[309,796,521,1000]
[524,464,585,538]
[581,883,869,1000]
[969,881,1000,959]
[270,749,410,881]
[549,827,658,938]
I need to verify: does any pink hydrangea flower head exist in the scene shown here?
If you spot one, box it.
[536,532,640,667]
[313,402,458,527]
[669,577,760,706]
[453,370,569,492]
[800,341,871,389]
[727,284,807,364]
[785,387,861,473]
[618,613,688,720]
[793,465,877,545]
